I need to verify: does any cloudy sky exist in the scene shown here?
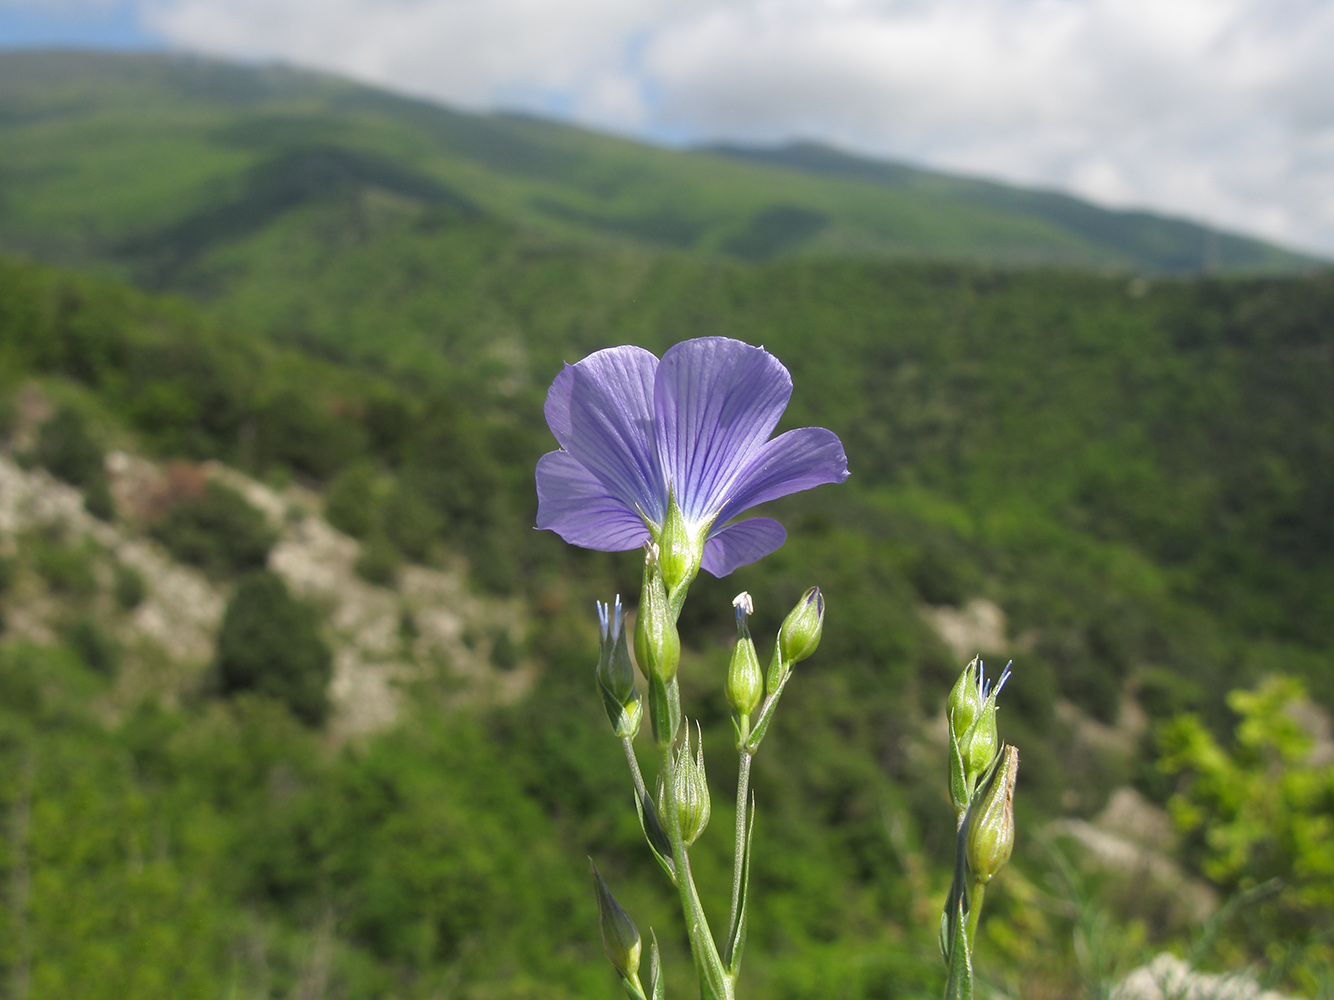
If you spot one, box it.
[3,0,1333,258]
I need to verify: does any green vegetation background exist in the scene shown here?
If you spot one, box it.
[0,50,1331,1000]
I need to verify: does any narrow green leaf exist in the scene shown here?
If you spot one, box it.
[723,796,756,976]
[633,790,677,884]
[944,897,974,1000]
[647,930,664,1000]
[743,669,794,754]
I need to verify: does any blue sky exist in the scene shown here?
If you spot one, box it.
[0,2,159,50]
[2,0,1332,259]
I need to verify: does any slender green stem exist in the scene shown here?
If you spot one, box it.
[965,880,987,946]
[659,740,732,1000]
[728,750,753,936]
[621,736,650,806]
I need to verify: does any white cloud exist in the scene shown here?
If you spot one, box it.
[120,0,1334,256]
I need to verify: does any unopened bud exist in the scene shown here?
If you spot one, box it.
[726,593,763,720]
[967,745,1018,884]
[634,571,680,683]
[590,861,642,979]
[596,597,642,738]
[660,723,711,846]
[778,587,824,666]
[947,658,983,739]
[960,662,1010,786]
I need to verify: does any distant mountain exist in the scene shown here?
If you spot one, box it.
[0,50,1321,277]
[703,141,1320,274]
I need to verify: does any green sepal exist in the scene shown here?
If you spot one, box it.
[944,895,974,1000]
[948,724,969,816]
[647,672,681,748]
[599,676,642,740]
[723,793,756,978]
[634,790,677,885]
[743,661,794,755]
[647,930,664,1000]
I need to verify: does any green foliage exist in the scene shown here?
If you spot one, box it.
[324,461,380,538]
[61,616,121,675]
[30,533,98,598]
[214,570,333,726]
[354,534,402,587]
[112,561,146,610]
[32,407,103,487]
[31,405,115,519]
[150,479,276,578]
[1158,676,1334,990]
[380,482,441,564]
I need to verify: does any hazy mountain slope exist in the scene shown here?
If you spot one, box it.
[0,50,1321,278]
[705,141,1312,273]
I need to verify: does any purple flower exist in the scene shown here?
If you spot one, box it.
[535,337,849,576]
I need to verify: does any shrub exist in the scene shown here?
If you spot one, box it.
[151,480,275,577]
[353,534,400,587]
[63,617,120,675]
[113,562,146,610]
[324,462,379,538]
[214,570,332,726]
[33,537,97,598]
[33,406,103,487]
[381,485,440,563]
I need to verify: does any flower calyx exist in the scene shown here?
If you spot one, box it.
[659,723,711,847]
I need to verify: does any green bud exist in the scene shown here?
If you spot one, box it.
[659,723,711,846]
[590,861,642,979]
[778,586,824,666]
[947,657,983,739]
[726,593,763,720]
[657,495,704,597]
[960,662,1010,787]
[596,596,642,739]
[634,560,680,683]
[966,744,1018,884]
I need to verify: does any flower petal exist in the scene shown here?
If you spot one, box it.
[700,517,787,577]
[714,427,849,526]
[535,451,652,550]
[543,363,576,448]
[564,346,667,525]
[654,338,792,524]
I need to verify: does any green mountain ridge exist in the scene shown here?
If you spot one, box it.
[0,49,1322,276]
[703,140,1314,273]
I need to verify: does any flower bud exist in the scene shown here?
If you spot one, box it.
[947,658,983,739]
[634,569,680,683]
[778,587,824,666]
[657,495,704,597]
[596,597,642,739]
[590,861,642,979]
[967,744,1018,884]
[659,723,711,846]
[960,662,1010,787]
[726,593,763,720]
